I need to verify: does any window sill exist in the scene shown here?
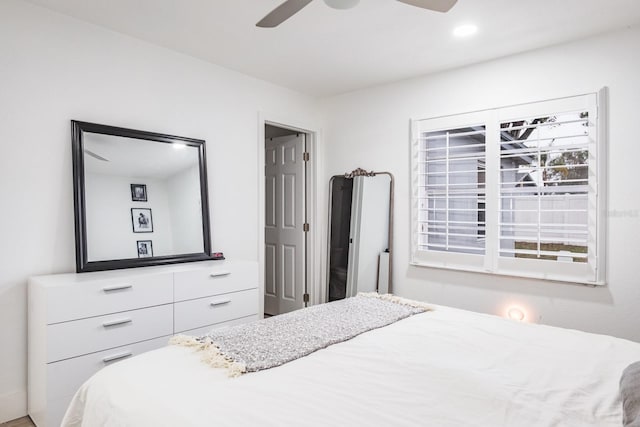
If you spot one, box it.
[409,259,605,287]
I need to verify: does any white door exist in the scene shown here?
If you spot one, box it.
[264,134,306,315]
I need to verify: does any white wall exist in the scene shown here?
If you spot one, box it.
[321,27,640,342]
[85,173,174,260]
[0,0,319,420]
[166,165,203,254]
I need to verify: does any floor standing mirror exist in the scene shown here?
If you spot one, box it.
[327,168,394,302]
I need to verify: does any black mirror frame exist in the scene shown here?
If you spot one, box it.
[71,120,212,273]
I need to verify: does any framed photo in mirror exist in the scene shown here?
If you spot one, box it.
[136,240,153,258]
[131,208,153,233]
[130,183,147,202]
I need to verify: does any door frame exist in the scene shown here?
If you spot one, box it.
[257,112,321,318]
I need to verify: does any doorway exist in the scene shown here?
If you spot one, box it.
[263,124,310,316]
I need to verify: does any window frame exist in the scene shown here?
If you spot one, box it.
[410,90,607,285]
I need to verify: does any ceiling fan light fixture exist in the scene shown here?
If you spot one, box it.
[453,24,478,38]
[256,0,456,28]
[323,0,360,10]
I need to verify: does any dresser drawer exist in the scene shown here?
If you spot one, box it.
[174,288,258,333]
[46,304,173,363]
[178,315,259,336]
[47,336,169,401]
[43,272,173,324]
[174,261,258,302]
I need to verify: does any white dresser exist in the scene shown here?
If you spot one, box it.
[28,260,259,427]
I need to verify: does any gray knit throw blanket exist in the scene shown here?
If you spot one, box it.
[621,361,640,427]
[170,293,431,376]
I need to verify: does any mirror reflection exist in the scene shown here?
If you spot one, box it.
[83,133,204,262]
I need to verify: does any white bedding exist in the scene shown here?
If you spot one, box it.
[62,305,640,427]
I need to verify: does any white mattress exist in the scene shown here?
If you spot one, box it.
[62,305,640,426]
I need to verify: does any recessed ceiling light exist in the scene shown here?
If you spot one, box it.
[453,24,478,38]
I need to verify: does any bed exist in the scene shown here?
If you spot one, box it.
[61,296,640,427]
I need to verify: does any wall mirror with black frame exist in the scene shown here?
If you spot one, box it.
[72,120,212,272]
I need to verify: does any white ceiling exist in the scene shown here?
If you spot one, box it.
[24,0,640,96]
[84,133,199,178]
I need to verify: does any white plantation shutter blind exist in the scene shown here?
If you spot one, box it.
[411,91,606,285]
[416,126,486,254]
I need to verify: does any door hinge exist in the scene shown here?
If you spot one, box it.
[303,152,310,162]
[303,293,310,303]
[303,223,310,232]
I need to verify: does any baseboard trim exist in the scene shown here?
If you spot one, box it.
[0,390,27,424]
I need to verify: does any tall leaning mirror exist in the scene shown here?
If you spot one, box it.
[72,121,212,272]
[327,168,394,301]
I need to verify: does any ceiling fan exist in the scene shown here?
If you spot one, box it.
[256,0,458,28]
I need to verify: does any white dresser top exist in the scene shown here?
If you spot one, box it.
[29,260,255,287]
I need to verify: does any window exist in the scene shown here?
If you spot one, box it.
[411,91,606,285]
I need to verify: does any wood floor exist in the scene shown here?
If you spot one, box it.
[0,417,35,427]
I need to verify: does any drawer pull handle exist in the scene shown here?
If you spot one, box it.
[102,351,133,363]
[209,271,231,278]
[102,318,133,327]
[210,299,231,306]
[102,284,133,292]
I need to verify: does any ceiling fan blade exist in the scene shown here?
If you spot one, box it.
[84,149,109,162]
[396,0,458,13]
[256,0,314,28]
